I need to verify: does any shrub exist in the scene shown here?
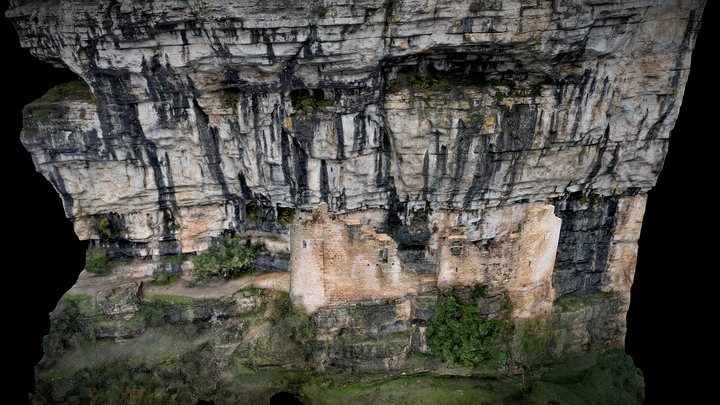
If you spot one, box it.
[312,5,328,18]
[426,295,505,367]
[277,207,295,225]
[98,217,113,238]
[192,239,260,281]
[151,273,180,285]
[288,89,333,116]
[85,248,114,275]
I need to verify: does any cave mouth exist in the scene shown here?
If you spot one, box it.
[270,391,304,404]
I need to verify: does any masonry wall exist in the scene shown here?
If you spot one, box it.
[290,206,422,313]
[437,203,561,319]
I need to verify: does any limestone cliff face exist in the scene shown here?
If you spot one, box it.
[8,0,704,402]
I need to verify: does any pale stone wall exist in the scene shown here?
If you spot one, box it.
[289,214,327,314]
[602,195,647,295]
[290,203,421,313]
[292,202,561,317]
[437,203,561,318]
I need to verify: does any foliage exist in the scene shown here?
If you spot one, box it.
[151,273,180,285]
[277,207,295,225]
[272,292,314,344]
[511,316,556,367]
[24,79,95,123]
[94,214,125,239]
[291,90,334,114]
[386,83,400,93]
[192,239,261,281]
[142,295,193,326]
[426,295,506,368]
[23,103,70,123]
[312,5,328,18]
[245,200,260,221]
[143,304,167,327]
[528,351,645,405]
[304,374,517,404]
[222,89,240,109]
[471,284,488,299]
[55,294,96,318]
[408,73,454,91]
[27,79,95,106]
[98,217,113,238]
[237,292,315,370]
[530,82,543,97]
[85,248,115,275]
[148,295,193,306]
[555,292,616,313]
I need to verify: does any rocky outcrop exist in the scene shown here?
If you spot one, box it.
[7,0,704,402]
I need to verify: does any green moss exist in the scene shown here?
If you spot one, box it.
[60,294,92,304]
[304,375,521,404]
[272,292,315,344]
[292,94,333,115]
[277,207,296,225]
[85,247,115,275]
[142,305,167,327]
[55,294,96,317]
[151,273,180,285]
[426,295,506,368]
[148,295,193,306]
[245,200,259,221]
[530,82,543,97]
[234,292,314,370]
[471,284,488,299]
[141,295,192,326]
[556,292,616,313]
[192,239,262,281]
[97,217,112,238]
[23,79,95,124]
[312,4,328,17]
[23,103,69,123]
[91,313,144,331]
[386,83,400,93]
[407,73,454,91]
[511,316,557,367]
[27,79,95,106]
[528,350,645,404]
[221,89,240,110]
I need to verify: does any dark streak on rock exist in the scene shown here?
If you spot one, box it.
[192,99,232,199]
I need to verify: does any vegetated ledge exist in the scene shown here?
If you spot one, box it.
[37,285,643,404]
[23,79,95,119]
[34,236,643,403]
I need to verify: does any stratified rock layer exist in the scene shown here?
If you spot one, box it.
[8,0,704,403]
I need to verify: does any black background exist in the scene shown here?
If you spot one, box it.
[2,3,715,403]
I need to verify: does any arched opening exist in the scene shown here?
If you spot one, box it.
[270,391,304,404]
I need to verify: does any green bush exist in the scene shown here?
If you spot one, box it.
[151,273,180,285]
[277,207,295,225]
[294,95,333,114]
[192,240,260,281]
[97,217,113,238]
[85,248,114,275]
[426,295,505,367]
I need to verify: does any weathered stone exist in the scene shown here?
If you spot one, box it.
[8,0,704,402]
[95,282,141,317]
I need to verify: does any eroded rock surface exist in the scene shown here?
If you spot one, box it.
[7,0,704,402]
